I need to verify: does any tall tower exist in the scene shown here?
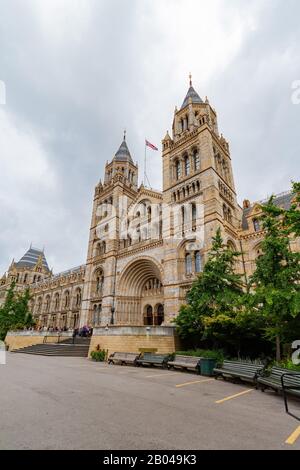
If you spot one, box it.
[162,76,241,322]
[80,135,139,327]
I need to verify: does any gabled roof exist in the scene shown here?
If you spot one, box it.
[113,137,133,163]
[242,191,294,230]
[15,247,49,271]
[181,85,203,110]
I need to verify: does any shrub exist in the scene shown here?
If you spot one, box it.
[276,359,300,372]
[91,349,106,362]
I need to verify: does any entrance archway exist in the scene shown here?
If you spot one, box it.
[116,257,164,325]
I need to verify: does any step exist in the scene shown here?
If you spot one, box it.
[12,341,90,357]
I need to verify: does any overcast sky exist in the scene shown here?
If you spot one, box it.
[0,0,299,274]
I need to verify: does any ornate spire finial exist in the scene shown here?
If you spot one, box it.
[123,129,126,141]
[189,72,192,86]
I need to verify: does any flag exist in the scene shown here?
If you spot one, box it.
[145,139,158,151]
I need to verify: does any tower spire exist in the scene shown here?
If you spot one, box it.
[189,72,192,86]
[123,129,126,141]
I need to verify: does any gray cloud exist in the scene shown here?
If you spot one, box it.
[0,0,299,274]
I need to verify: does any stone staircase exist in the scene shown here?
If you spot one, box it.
[12,337,91,357]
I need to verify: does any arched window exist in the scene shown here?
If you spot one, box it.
[155,304,164,326]
[184,155,190,176]
[179,118,182,132]
[195,251,202,273]
[64,291,70,309]
[96,271,104,294]
[192,203,197,231]
[147,206,152,223]
[23,273,28,284]
[253,218,260,232]
[175,160,181,180]
[144,305,153,326]
[37,297,42,314]
[185,253,192,275]
[93,305,98,326]
[33,275,36,283]
[96,243,101,257]
[193,150,200,171]
[181,206,185,235]
[93,304,102,326]
[45,295,50,313]
[76,289,82,307]
[54,293,60,311]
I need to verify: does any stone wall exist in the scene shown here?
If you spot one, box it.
[5,331,73,351]
[88,326,180,357]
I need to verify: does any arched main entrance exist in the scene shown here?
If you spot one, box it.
[116,257,164,326]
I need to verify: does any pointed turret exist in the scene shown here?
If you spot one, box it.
[181,74,203,109]
[113,132,133,163]
[104,132,138,189]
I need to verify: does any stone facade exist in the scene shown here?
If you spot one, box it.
[1,79,298,331]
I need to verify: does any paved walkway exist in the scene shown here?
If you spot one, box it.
[0,353,299,450]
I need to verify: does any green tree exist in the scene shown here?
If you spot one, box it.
[284,182,300,236]
[0,282,35,341]
[174,228,247,354]
[249,195,300,361]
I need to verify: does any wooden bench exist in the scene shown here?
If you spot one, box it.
[258,366,300,395]
[136,353,170,368]
[214,360,264,383]
[108,352,140,366]
[167,355,202,373]
[258,366,300,420]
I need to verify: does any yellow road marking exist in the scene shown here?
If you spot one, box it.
[176,378,214,388]
[285,426,300,445]
[146,372,180,378]
[216,388,254,404]
[118,370,141,374]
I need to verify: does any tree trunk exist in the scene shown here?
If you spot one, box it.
[276,335,281,362]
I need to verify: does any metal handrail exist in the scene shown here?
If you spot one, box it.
[281,372,300,421]
[43,333,63,344]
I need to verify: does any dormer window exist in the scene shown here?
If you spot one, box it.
[253,218,260,232]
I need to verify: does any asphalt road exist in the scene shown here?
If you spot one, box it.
[0,353,299,450]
